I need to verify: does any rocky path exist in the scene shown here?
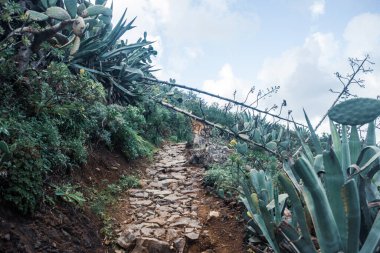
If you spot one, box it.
[115,143,208,252]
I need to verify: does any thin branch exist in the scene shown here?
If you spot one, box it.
[293,55,371,157]
[158,100,282,160]
[142,77,307,128]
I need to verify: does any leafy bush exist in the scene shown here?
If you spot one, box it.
[204,154,244,198]
[90,175,140,215]
[54,184,86,206]
[142,101,193,145]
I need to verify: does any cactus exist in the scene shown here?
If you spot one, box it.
[17,1,112,55]
[236,142,248,155]
[0,141,9,154]
[46,7,71,20]
[0,140,11,162]
[72,17,85,36]
[70,36,81,55]
[81,5,112,17]
[26,10,49,21]
[328,98,380,125]
[64,0,77,18]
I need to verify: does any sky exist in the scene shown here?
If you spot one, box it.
[110,0,380,133]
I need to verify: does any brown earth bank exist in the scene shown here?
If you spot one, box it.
[0,143,247,253]
[0,145,149,253]
[0,202,105,253]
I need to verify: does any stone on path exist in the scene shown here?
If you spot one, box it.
[116,143,205,252]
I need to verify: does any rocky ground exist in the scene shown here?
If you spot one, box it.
[112,143,245,253]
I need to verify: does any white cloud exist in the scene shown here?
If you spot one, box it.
[343,13,380,98]
[256,12,380,132]
[111,0,260,80]
[344,13,380,58]
[309,0,325,19]
[200,64,251,104]
[185,47,204,59]
[257,32,341,120]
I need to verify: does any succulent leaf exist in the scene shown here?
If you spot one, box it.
[323,150,347,251]
[278,173,316,251]
[95,0,107,4]
[48,0,58,6]
[304,109,322,154]
[82,5,112,17]
[359,212,380,253]
[365,121,376,146]
[0,141,10,154]
[70,36,81,55]
[294,157,343,253]
[26,10,49,21]
[46,6,71,20]
[64,0,77,18]
[341,179,360,253]
[72,17,86,36]
[349,125,361,164]
[77,3,86,16]
[40,0,49,9]
[328,98,380,125]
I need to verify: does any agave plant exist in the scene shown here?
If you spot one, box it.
[241,97,380,253]
[69,9,158,104]
[230,110,297,156]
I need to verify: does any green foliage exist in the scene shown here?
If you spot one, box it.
[90,175,140,215]
[204,154,245,198]
[0,58,158,213]
[142,100,193,145]
[54,183,86,206]
[0,61,105,213]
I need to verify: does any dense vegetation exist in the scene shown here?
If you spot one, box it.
[0,0,192,214]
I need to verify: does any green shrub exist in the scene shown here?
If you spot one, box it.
[54,184,86,206]
[90,175,140,215]
[142,101,193,145]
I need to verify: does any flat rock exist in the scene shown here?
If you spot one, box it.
[185,232,200,241]
[131,238,173,253]
[207,211,220,221]
[129,191,149,198]
[153,228,166,238]
[141,227,154,236]
[147,217,166,226]
[171,173,186,180]
[159,179,178,186]
[163,194,186,202]
[149,181,163,188]
[170,217,200,228]
[166,229,179,241]
[130,200,153,206]
[117,231,137,250]
[173,238,186,253]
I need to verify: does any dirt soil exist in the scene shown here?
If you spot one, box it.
[188,192,246,253]
[0,203,105,253]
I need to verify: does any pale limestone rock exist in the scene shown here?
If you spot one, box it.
[185,232,200,241]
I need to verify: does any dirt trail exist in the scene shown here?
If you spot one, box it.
[112,143,245,253]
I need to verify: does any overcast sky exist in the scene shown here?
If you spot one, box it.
[110,0,380,133]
